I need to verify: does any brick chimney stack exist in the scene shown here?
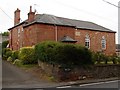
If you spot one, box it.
[14,8,20,25]
[28,6,35,22]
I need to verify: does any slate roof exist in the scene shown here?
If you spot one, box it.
[60,36,77,42]
[31,14,115,33]
[9,14,116,33]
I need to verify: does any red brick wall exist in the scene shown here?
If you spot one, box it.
[9,25,23,50]
[57,25,75,41]
[9,23,116,55]
[23,24,37,47]
[35,24,75,42]
[36,24,56,42]
[75,29,116,55]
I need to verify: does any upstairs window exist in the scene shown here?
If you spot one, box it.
[101,36,106,49]
[18,28,20,37]
[85,34,90,49]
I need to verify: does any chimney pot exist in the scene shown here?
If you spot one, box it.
[30,6,32,12]
[28,6,35,22]
[14,8,20,25]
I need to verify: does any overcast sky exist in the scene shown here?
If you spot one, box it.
[0,0,119,43]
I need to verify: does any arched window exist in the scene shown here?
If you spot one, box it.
[85,34,90,49]
[101,36,106,49]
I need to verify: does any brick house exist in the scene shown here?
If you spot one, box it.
[8,6,116,55]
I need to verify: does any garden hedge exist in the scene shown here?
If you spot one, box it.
[35,41,94,68]
[11,50,19,61]
[19,47,37,64]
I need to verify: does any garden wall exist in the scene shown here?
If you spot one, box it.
[38,61,120,81]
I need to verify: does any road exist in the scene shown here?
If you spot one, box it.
[2,59,120,89]
[57,80,120,88]
[2,60,57,88]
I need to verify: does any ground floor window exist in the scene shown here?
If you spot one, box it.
[85,35,90,49]
[101,36,106,49]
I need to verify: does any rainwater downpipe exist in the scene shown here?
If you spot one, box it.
[54,24,58,41]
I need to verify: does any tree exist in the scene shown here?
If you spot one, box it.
[2,31,9,36]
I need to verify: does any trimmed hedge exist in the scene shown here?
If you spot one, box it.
[55,44,93,68]
[35,41,94,68]
[18,47,37,64]
[11,50,19,61]
[35,41,58,64]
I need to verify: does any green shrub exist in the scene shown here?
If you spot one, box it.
[110,54,118,64]
[55,44,93,68]
[19,47,37,64]
[13,59,22,65]
[7,56,12,62]
[35,41,58,64]
[92,52,109,64]
[11,50,19,61]
[2,48,12,60]
[2,31,9,36]
[35,41,93,68]
[103,55,109,64]
[2,40,9,60]
[117,57,120,64]
[2,40,9,49]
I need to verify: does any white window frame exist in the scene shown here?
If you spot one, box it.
[18,28,20,37]
[85,34,90,49]
[101,36,106,50]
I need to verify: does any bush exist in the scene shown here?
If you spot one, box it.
[2,48,12,60]
[55,44,93,68]
[19,47,37,64]
[35,41,94,68]
[103,55,109,64]
[11,50,19,61]
[13,59,22,65]
[35,41,58,64]
[110,54,118,64]
[2,40,9,49]
[2,31,9,36]
[92,52,109,64]
[7,56,12,62]
[117,57,120,64]
[2,40,10,60]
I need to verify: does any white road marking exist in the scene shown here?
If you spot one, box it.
[56,80,119,88]
[80,80,119,87]
[57,85,71,88]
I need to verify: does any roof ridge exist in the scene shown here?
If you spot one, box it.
[9,13,116,33]
[40,14,113,31]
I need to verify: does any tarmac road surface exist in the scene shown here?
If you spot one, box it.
[57,80,120,88]
[2,60,57,88]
